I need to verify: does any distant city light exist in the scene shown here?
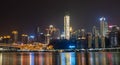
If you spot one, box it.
[100,17,106,21]
[6,35,11,38]
[60,32,65,38]
[70,27,73,32]
[46,34,50,36]
[69,45,75,49]
[0,36,3,39]
[22,34,28,37]
[81,29,85,32]
[49,25,53,28]
[40,33,43,35]
[78,37,81,39]
[0,36,3,40]
[29,35,35,39]
[3,36,7,38]
[109,25,113,28]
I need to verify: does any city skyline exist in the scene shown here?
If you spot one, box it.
[0,1,120,65]
[1,0,120,35]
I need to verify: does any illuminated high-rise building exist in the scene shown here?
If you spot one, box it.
[87,32,92,48]
[100,17,108,36]
[92,26,97,36]
[81,29,86,39]
[109,25,120,47]
[64,14,70,40]
[12,30,18,43]
[21,34,28,43]
[92,26,99,48]
[48,25,60,39]
[100,17,108,48]
[35,26,45,43]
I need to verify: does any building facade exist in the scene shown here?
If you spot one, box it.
[64,14,70,40]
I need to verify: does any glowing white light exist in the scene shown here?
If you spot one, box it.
[109,25,113,28]
[29,35,35,39]
[40,33,43,35]
[81,29,85,32]
[100,17,106,21]
[49,25,53,28]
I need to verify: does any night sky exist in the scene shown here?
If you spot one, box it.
[1,0,120,35]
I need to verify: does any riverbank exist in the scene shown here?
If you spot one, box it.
[0,48,120,52]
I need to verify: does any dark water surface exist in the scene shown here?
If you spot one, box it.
[0,52,120,65]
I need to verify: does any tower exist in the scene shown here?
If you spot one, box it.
[64,13,70,40]
[100,17,108,37]
[92,26,97,36]
[100,17,108,48]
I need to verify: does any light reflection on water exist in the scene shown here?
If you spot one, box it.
[0,52,120,65]
[60,52,76,65]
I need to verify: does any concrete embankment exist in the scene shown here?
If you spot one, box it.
[0,48,120,52]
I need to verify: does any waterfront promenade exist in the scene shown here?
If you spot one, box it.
[0,43,120,52]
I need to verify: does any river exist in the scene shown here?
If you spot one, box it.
[0,52,120,65]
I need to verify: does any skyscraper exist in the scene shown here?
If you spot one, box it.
[100,17,108,48]
[12,30,18,43]
[92,26,97,36]
[109,25,120,47]
[92,26,99,48]
[64,14,70,40]
[48,25,60,39]
[35,26,45,43]
[87,32,92,48]
[81,29,86,39]
[100,17,108,37]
